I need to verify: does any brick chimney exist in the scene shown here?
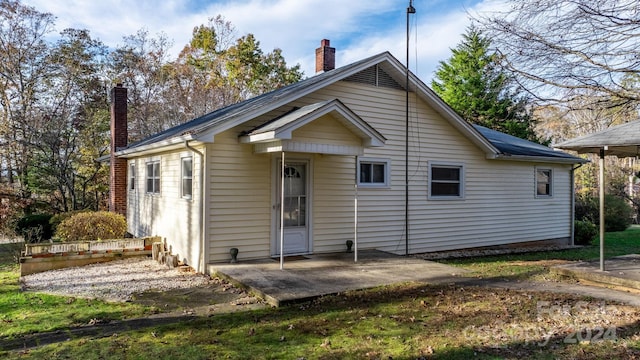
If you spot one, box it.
[315,39,335,73]
[109,84,128,216]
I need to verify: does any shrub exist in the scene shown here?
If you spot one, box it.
[575,194,632,232]
[55,211,127,242]
[14,214,53,243]
[49,210,90,235]
[574,220,597,245]
[604,195,632,232]
[575,193,599,222]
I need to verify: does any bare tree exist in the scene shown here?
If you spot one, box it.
[0,0,55,189]
[108,29,174,142]
[475,0,640,110]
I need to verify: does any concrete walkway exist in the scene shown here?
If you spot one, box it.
[210,250,468,306]
[212,251,640,307]
[551,254,640,291]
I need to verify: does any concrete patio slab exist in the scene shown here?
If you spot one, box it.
[551,254,640,291]
[209,250,468,306]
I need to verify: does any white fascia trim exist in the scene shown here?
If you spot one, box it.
[492,154,589,164]
[114,135,198,158]
[274,101,385,146]
[239,131,277,143]
[239,100,386,147]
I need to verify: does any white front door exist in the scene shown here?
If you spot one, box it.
[274,160,310,255]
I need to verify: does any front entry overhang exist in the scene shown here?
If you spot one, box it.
[238,99,386,155]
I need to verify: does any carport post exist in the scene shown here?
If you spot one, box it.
[599,148,605,271]
[280,151,285,270]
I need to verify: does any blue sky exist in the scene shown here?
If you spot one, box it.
[22,0,506,82]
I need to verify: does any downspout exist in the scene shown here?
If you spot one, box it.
[280,151,285,270]
[185,141,206,273]
[570,163,584,246]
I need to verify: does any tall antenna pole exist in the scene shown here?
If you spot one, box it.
[405,1,415,256]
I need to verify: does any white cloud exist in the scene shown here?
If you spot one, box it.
[21,0,506,81]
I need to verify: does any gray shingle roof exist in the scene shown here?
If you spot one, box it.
[119,51,584,164]
[474,125,586,162]
[554,120,640,157]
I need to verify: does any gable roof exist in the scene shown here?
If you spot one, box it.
[115,52,497,157]
[116,53,395,156]
[239,99,386,147]
[114,51,584,164]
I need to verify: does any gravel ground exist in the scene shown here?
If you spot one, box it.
[20,257,213,302]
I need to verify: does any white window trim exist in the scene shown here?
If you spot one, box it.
[128,162,136,192]
[145,160,161,194]
[428,161,465,200]
[181,156,193,199]
[357,157,391,188]
[535,167,553,198]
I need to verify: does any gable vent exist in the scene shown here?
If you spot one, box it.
[344,65,404,90]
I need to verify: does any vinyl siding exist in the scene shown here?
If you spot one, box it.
[206,130,272,263]
[292,114,362,147]
[201,79,573,262]
[127,147,204,271]
[312,154,357,253]
[303,81,572,254]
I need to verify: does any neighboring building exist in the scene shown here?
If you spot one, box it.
[108,40,586,274]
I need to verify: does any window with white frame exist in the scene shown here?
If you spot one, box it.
[181,157,193,199]
[129,163,135,191]
[357,158,390,187]
[146,161,160,194]
[429,162,464,198]
[536,168,552,197]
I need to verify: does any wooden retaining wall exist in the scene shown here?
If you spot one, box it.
[20,237,162,276]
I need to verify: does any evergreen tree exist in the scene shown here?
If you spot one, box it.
[431,26,538,141]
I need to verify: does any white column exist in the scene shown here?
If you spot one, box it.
[354,155,358,263]
[280,151,285,270]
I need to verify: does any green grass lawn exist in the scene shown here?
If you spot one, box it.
[0,244,155,341]
[440,226,640,280]
[1,228,639,359]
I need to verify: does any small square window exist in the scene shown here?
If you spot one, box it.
[357,158,390,187]
[429,163,464,199]
[182,157,193,199]
[536,168,552,197]
[146,161,160,194]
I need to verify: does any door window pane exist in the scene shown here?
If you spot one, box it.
[281,164,306,228]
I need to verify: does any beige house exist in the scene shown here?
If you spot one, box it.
[108,40,586,274]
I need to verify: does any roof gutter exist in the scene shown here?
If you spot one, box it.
[114,134,197,158]
[492,153,589,164]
